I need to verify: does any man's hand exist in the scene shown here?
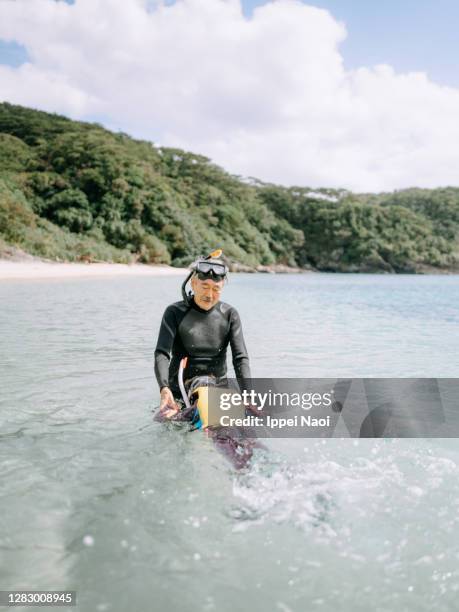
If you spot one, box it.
[159,387,180,419]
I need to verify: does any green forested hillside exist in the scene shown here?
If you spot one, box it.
[1,102,458,272]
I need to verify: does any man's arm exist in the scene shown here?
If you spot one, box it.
[229,307,251,391]
[154,305,177,390]
[154,306,180,415]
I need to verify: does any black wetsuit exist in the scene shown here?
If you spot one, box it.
[154,298,251,398]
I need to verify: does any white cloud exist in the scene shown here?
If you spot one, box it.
[1,0,459,191]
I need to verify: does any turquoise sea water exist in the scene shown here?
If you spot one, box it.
[1,273,459,611]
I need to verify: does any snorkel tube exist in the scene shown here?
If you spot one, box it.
[178,357,203,430]
[178,357,192,411]
[181,271,194,306]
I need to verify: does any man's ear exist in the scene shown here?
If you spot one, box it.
[190,274,197,291]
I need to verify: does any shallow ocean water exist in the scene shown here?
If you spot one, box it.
[1,273,459,612]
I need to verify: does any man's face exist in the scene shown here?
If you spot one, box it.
[191,274,224,310]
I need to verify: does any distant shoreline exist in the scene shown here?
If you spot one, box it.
[0,259,188,280]
[1,257,458,281]
[1,245,458,280]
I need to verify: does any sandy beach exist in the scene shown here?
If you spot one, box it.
[0,259,188,280]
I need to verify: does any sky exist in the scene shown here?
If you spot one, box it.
[244,0,459,88]
[1,0,459,192]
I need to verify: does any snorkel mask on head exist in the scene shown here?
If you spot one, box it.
[181,249,228,305]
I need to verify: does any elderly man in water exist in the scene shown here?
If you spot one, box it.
[154,250,251,419]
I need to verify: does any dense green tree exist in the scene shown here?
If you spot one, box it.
[0,102,458,272]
